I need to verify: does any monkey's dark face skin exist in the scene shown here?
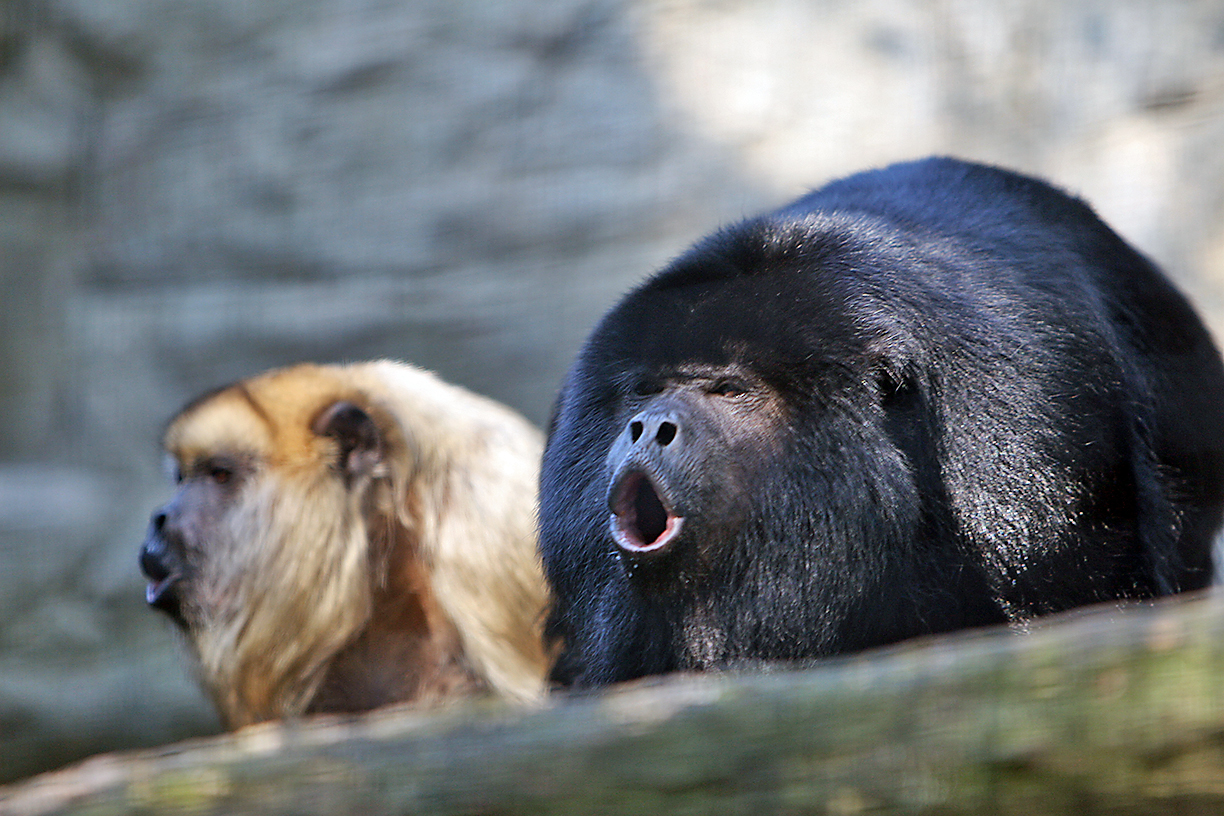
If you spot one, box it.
[604,364,784,580]
[140,455,248,629]
[540,157,1224,689]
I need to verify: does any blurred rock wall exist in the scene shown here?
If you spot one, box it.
[2,0,1223,782]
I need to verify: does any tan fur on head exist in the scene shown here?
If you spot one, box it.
[141,361,550,728]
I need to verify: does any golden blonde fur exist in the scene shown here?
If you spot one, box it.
[153,361,549,727]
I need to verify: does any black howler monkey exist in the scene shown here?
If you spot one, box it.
[539,157,1224,687]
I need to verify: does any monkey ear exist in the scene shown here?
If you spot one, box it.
[312,401,384,481]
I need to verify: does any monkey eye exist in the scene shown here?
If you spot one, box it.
[195,457,240,486]
[708,378,749,398]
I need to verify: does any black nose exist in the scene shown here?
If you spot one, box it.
[628,410,681,448]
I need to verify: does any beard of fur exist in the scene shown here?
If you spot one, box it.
[190,470,382,728]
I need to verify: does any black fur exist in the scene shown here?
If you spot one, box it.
[539,157,1224,688]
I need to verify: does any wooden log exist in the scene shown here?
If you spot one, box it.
[4,591,1224,816]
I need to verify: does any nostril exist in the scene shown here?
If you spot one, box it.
[630,420,643,442]
[152,512,167,531]
[656,422,676,446]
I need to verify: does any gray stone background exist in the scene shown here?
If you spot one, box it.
[1,0,1223,783]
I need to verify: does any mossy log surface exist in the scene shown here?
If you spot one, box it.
[5,591,1224,816]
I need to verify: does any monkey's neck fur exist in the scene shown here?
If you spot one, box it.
[307,548,487,713]
[194,475,486,727]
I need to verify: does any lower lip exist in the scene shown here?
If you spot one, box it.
[611,513,684,553]
[145,575,180,606]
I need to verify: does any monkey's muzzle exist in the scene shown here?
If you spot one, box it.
[139,534,185,622]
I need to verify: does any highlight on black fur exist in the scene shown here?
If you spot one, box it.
[539,157,1224,688]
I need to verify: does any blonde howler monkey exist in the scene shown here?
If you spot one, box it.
[139,361,550,728]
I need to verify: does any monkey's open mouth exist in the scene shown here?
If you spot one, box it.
[140,543,184,619]
[610,471,684,554]
[145,574,183,615]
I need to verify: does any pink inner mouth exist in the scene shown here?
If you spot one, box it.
[611,471,684,553]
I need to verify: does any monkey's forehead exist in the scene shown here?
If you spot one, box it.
[164,388,279,462]
[161,363,400,467]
